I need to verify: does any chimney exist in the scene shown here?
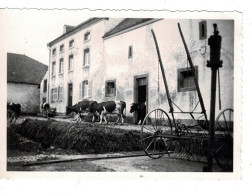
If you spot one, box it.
[63,25,75,34]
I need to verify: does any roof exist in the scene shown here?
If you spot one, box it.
[7,53,48,85]
[48,18,107,47]
[103,18,159,39]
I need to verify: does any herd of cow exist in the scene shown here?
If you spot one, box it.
[66,100,146,125]
[7,100,146,125]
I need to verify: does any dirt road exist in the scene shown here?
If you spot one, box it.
[7,151,223,172]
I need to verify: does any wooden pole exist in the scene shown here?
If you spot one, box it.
[151,29,177,132]
[177,23,208,122]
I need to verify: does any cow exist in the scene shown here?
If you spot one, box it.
[66,100,92,115]
[66,100,98,123]
[89,101,126,124]
[7,102,21,123]
[130,102,146,125]
[41,102,50,118]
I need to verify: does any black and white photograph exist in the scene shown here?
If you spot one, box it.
[3,0,252,192]
[1,11,241,174]
[0,6,245,189]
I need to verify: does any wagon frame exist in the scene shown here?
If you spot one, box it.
[140,24,233,171]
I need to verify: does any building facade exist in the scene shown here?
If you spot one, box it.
[47,18,234,124]
[47,18,124,114]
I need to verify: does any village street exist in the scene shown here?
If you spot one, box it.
[7,150,223,172]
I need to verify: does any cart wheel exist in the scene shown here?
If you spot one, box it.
[141,109,173,159]
[214,108,234,171]
[215,108,233,137]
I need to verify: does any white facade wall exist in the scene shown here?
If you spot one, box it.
[48,19,124,114]
[103,19,234,121]
[47,18,234,122]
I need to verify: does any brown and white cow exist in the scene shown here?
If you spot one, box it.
[89,101,126,124]
[66,100,98,123]
[66,100,98,114]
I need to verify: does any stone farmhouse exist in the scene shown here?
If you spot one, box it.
[46,18,234,124]
[7,53,48,114]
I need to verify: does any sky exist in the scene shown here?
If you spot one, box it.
[0,9,90,65]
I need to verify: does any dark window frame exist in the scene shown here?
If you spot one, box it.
[52,48,56,56]
[84,32,91,42]
[105,80,116,97]
[199,21,207,40]
[52,61,56,76]
[60,44,65,53]
[69,39,74,48]
[177,66,198,92]
[59,58,64,74]
[43,79,47,92]
[83,48,90,66]
[128,45,133,59]
[68,55,74,71]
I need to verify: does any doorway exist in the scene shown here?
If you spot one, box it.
[134,74,148,124]
[68,83,73,107]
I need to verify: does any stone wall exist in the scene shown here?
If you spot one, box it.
[8,82,40,114]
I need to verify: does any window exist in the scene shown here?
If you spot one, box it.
[79,80,92,98]
[43,79,47,92]
[105,80,116,97]
[52,61,56,76]
[51,86,63,102]
[59,58,64,74]
[83,48,90,66]
[68,55,74,71]
[82,80,88,98]
[128,46,133,59]
[51,87,58,102]
[199,21,207,40]
[84,32,91,42]
[58,86,63,101]
[52,48,56,56]
[69,39,74,48]
[60,44,65,53]
[177,67,198,92]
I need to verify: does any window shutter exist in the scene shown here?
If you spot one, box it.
[51,88,54,102]
[88,80,92,98]
[55,87,58,100]
[58,86,60,100]
[61,86,63,101]
[58,86,63,101]
[79,83,82,99]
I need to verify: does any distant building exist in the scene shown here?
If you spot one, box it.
[7,53,48,114]
[47,18,234,124]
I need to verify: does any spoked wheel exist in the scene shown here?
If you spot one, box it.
[141,109,173,159]
[214,108,234,171]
